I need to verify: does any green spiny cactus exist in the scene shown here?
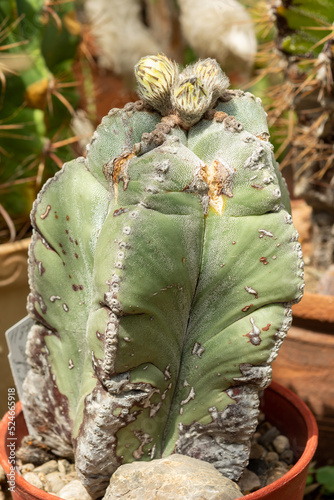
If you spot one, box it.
[23,55,304,499]
[249,0,334,273]
[271,0,334,274]
[0,0,82,242]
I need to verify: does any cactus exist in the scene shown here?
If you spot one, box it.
[23,55,304,498]
[249,0,334,273]
[271,0,334,274]
[0,0,82,242]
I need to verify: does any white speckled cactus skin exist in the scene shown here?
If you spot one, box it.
[23,57,304,499]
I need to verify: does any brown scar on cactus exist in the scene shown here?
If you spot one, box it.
[191,342,205,358]
[244,317,261,346]
[40,204,51,219]
[244,286,259,299]
[242,304,253,312]
[199,159,235,215]
[103,151,135,201]
[258,229,274,238]
[113,207,129,217]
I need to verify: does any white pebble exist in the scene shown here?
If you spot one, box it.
[273,435,290,454]
[46,471,66,494]
[23,472,44,490]
[58,479,93,500]
[34,459,58,475]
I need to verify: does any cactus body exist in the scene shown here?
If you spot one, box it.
[23,59,304,498]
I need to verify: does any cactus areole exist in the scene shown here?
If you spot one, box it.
[23,55,304,498]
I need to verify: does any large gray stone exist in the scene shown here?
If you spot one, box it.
[103,454,243,500]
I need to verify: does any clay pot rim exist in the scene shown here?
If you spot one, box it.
[0,400,59,500]
[0,381,318,500]
[243,380,318,499]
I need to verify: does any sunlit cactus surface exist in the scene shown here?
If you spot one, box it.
[23,55,304,499]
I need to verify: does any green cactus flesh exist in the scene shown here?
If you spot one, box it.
[23,92,304,498]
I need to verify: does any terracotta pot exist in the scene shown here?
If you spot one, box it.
[0,238,30,417]
[243,381,318,500]
[272,323,334,465]
[0,381,317,500]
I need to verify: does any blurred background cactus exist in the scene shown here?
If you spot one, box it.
[244,0,334,291]
[242,0,334,468]
[82,0,257,82]
[0,0,87,244]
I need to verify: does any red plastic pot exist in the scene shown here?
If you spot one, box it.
[0,381,317,500]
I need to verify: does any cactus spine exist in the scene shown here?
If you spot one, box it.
[0,0,81,242]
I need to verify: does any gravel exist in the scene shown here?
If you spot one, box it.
[13,411,295,498]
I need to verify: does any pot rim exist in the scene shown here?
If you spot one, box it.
[243,380,318,499]
[0,400,60,500]
[0,381,318,499]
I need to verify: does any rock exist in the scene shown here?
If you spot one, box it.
[46,471,66,494]
[58,459,73,475]
[23,472,44,490]
[280,449,294,465]
[237,469,261,494]
[36,472,48,490]
[251,432,261,444]
[0,464,5,483]
[64,471,79,482]
[34,459,59,475]
[265,462,289,486]
[258,426,279,448]
[103,454,243,500]
[247,459,267,477]
[19,463,35,475]
[264,451,279,465]
[249,443,266,460]
[273,435,290,454]
[58,479,93,500]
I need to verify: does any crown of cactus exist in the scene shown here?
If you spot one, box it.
[23,55,304,498]
[0,0,82,243]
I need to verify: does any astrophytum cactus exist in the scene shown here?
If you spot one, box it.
[23,55,304,498]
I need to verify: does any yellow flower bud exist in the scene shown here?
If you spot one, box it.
[184,58,230,102]
[171,74,211,128]
[134,54,177,115]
